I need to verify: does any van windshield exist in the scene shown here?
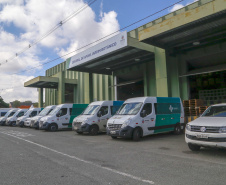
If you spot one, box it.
[117,103,143,115]
[82,105,100,115]
[8,111,16,117]
[202,106,226,117]
[24,110,32,116]
[39,108,51,116]
[4,111,13,117]
[49,107,61,116]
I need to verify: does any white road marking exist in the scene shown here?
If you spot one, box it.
[0,130,154,184]
[0,129,34,137]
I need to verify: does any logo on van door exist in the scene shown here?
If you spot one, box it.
[169,105,174,113]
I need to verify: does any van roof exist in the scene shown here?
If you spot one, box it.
[124,97,181,103]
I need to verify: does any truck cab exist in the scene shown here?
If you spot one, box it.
[0,108,19,126]
[73,101,124,135]
[17,107,42,127]
[39,103,88,131]
[30,105,56,129]
[6,109,28,126]
[107,97,184,141]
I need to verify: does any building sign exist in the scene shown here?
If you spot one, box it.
[67,31,127,69]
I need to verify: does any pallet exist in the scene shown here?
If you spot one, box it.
[199,106,208,114]
[189,99,204,107]
[184,107,190,116]
[189,107,199,116]
[183,100,189,108]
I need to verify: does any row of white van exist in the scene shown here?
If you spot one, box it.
[0,97,185,142]
[1,97,225,151]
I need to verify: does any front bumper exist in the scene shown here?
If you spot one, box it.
[0,121,6,126]
[39,122,50,130]
[107,126,134,138]
[185,129,226,148]
[73,123,90,133]
[32,121,39,129]
[18,121,24,127]
[6,121,16,126]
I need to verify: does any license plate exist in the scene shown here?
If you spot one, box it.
[196,134,208,139]
[110,131,116,134]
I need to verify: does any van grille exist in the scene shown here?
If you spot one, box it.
[39,121,44,127]
[108,124,122,130]
[74,122,82,128]
[30,120,35,126]
[191,126,220,133]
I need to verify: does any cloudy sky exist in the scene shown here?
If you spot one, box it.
[0,0,197,103]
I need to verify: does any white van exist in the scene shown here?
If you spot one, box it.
[73,101,124,135]
[16,107,42,127]
[0,108,19,126]
[30,105,56,129]
[107,97,184,141]
[185,103,226,151]
[0,108,12,117]
[39,103,88,131]
[6,109,28,126]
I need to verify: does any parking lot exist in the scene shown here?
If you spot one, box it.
[1,126,226,185]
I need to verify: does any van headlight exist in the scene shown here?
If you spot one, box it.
[219,127,226,133]
[186,124,191,131]
[121,120,131,129]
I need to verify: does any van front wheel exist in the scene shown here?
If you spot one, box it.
[132,128,142,141]
[188,143,201,151]
[49,123,58,132]
[89,125,99,135]
[174,123,181,135]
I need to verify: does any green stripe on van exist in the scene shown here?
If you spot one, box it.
[69,104,88,128]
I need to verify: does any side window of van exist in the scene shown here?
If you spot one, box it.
[110,106,120,115]
[99,106,108,116]
[31,111,37,117]
[58,108,68,116]
[141,103,152,116]
[17,112,24,117]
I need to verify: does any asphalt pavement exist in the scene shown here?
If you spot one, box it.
[0,126,226,185]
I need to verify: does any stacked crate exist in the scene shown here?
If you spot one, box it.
[183,99,207,116]
[183,100,190,116]
[189,99,204,116]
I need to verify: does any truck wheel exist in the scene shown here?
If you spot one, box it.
[111,136,117,139]
[89,125,99,135]
[188,143,201,151]
[132,128,142,141]
[174,123,181,135]
[49,123,58,132]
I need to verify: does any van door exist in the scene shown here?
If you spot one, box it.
[57,108,70,129]
[98,106,110,131]
[140,103,155,136]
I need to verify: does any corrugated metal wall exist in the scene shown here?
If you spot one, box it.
[45,61,114,106]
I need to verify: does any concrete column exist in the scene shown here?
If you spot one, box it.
[154,47,168,97]
[57,71,65,104]
[89,73,93,103]
[38,88,43,108]
[143,62,157,96]
[179,54,189,100]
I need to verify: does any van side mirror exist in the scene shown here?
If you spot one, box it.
[56,113,60,117]
[97,111,102,117]
[140,110,146,118]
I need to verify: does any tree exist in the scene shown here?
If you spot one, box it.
[0,96,9,108]
[12,100,21,108]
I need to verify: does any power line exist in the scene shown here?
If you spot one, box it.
[12,0,186,76]
[1,0,186,92]
[0,0,98,66]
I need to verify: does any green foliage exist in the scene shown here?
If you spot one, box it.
[0,96,9,108]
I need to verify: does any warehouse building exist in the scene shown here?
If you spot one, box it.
[25,0,226,108]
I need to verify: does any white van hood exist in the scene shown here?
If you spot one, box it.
[0,117,6,121]
[17,115,28,122]
[32,115,42,122]
[74,115,96,123]
[40,115,55,123]
[189,117,226,127]
[108,115,136,124]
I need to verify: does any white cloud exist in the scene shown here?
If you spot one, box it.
[169,0,199,12]
[0,0,120,103]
